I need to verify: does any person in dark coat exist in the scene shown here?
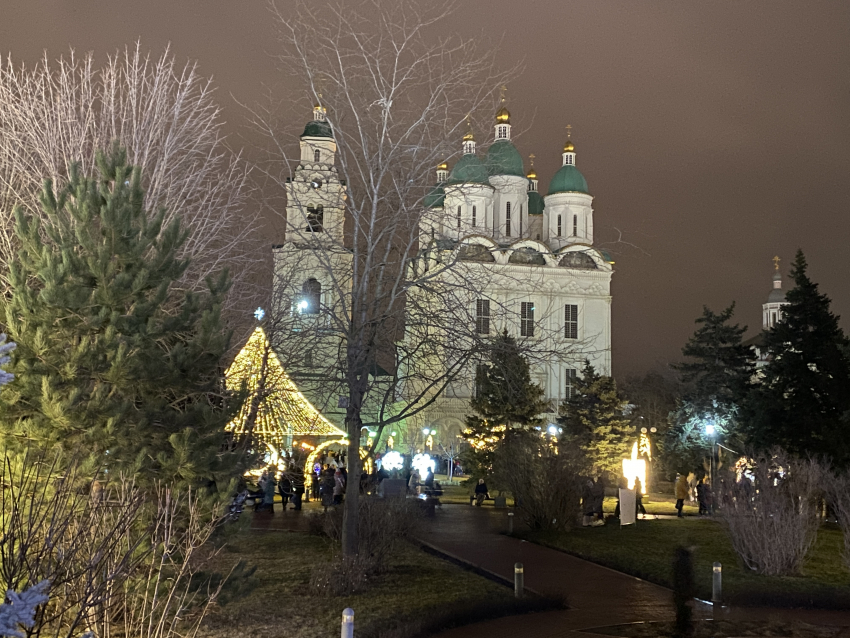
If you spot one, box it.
[290,468,305,510]
[591,475,605,523]
[696,479,710,515]
[473,478,489,506]
[634,477,647,518]
[278,472,292,508]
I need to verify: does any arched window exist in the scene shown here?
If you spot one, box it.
[457,205,462,230]
[306,205,324,232]
[472,205,477,227]
[573,215,578,236]
[314,149,321,163]
[557,215,562,237]
[505,202,512,236]
[300,278,321,314]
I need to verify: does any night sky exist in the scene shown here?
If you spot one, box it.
[3,1,850,377]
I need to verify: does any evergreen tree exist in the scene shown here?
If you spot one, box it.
[665,304,754,473]
[742,250,850,466]
[462,331,547,478]
[0,144,239,486]
[557,361,633,474]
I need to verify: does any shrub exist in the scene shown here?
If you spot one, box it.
[718,448,826,575]
[491,431,585,531]
[309,496,423,594]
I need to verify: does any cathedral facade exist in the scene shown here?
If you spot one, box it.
[272,101,615,444]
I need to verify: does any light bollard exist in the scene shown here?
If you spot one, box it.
[508,512,514,534]
[712,562,722,604]
[341,607,354,638]
[514,562,524,598]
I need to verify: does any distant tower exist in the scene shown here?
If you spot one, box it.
[763,255,789,329]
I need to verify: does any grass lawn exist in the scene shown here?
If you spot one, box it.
[201,520,550,638]
[523,518,850,608]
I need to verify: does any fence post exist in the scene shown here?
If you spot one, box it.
[508,512,514,534]
[712,562,722,605]
[341,607,354,638]
[514,562,524,598]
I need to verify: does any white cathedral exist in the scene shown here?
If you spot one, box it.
[273,100,615,445]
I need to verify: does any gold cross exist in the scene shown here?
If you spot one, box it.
[529,153,535,165]
[500,85,507,102]
[566,124,572,139]
[773,255,780,271]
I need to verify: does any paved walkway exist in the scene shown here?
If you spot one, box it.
[419,504,850,638]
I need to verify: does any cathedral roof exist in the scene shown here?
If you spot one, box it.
[528,190,545,215]
[485,140,525,177]
[767,271,787,303]
[301,119,333,138]
[424,184,446,208]
[447,154,490,185]
[547,164,589,195]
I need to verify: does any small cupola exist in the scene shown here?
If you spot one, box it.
[527,154,538,192]
[313,97,327,122]
[436,161,449,183]
[495,91,511,141]
[562,124,576,166]
[462,127,476,155]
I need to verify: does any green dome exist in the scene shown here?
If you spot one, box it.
[547,164,589,195]
[424,184,445,208]
[447,154,490,185]
[528,190,544,215]
[485,140,525,177]
[301,120,333,138]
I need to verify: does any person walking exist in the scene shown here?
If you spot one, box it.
[675,473,689,518]
[473,478,489,506]
[582,477,596,526]
[291,468,305,511]
[262,470,277,514]
[333,468,346,505]
[278,471,292,509]
[696,478,710,515]
[634,476,647,518]
[591,475,605,525]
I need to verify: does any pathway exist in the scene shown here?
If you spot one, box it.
[419,504,850,638]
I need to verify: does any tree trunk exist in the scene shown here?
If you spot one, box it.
[342,405,362,558]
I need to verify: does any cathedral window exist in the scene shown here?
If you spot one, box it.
[476,299,491,335]
[565,368,577,398]
[457,205,462,230]
[306,205,324,232]
[557,215,562,237]
[472,205,477,227]
[300,278,321,314]
[565,304,578,339]
[505,202,512,236]
[314,149,321,163]
[573,215,578,236]
[520,301,534,337]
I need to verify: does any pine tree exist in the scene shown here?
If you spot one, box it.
[0,144,239,486]
[742,250,850,466]
[462,331,548,477]
[557,361,634,474]
[666,304,754,472]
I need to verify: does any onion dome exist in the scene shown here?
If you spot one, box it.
[768,271,786,303]
[463,130,475,142]
[548,165,589,195]
[302,120,333,138]
[448,154,490,185]
[526,165,537,180]
[495,104,511,124]
[424,185,446,208]
[563,140,575,153]
[528,190,545,215]
[485,140,525,176]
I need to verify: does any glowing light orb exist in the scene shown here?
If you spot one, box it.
[622,441,647,494]
[382,451,404,471]
[297,300,309,313]
[254,307,265,321]
[412,453,435,477]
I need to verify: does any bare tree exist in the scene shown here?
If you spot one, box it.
[719,448,826,575]
[0,44,261,313]
[256,0,521,557]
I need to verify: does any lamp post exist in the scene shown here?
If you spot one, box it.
[705,423,716,514]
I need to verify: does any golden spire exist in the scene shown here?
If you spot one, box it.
[563,124,574,153]
[526,153,537,180]
[495,85,510,124]
[773,255,781,271]
[438,160,448,171]
[463,116,475,141]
